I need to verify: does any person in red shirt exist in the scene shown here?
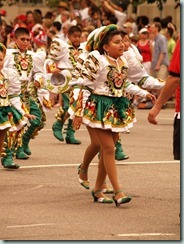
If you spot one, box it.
[148,38,180,160]
[137,27,152,74]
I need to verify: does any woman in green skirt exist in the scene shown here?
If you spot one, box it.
[70,25,156,206]
[0,43,27,169]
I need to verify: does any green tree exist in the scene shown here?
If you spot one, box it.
[46,0,180,10]
[131,0,179,11]
[0,0,17,8]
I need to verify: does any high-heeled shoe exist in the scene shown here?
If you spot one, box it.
[102,188,114,194]
[92,190,114,203]
[101,181,114,194]
[113,190,132,206]
[78,164,90,189]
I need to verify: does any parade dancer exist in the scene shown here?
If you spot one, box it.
[45,26,83,144]
[0,43,28,169]
[2,27,46,167]
[69,25,156,205]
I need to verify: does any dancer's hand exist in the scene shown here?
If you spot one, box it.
[25,114,36,120]
[72,116,82,130]
[146,93,156,102]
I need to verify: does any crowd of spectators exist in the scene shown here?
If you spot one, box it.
[0,0,179,47]
[0,0,179,107]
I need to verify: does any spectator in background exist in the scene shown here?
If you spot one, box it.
[136,15,149,31]
[0,9,11,25]
[60,22,70,42]
[34,9,43,19]
[59,10,70,26]
[129,34,139,46]
[153,16,161,23]
[78,0,91,26]
[137,27,152,74]
[0,9,7,21]
[123,22,134,38]
[0,20,9,45]
[44,11,55,21]
[26,10,35,31]
[160,17,169,36]
[150,22,169,82]
[127,13,138,36]
[81,30,89,42]
[0,19,5,42]
[88,8,102,28]
[165,26,176,62]
[148,38,180,160]
[69,10,83,27]
[31,18,52,52]
[49,21,62,39]
[101,9,117,26]
[103,0,127,30]
[13,14,27,31]
[54,1,69,24]
[4,25,14,47]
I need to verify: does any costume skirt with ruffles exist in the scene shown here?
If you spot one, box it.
[0,106,27,132]
[82,94,136,132]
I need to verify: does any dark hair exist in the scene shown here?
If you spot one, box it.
[90,6,101,17]
[52,21,62,31]
[14,27,30,38]
[166,27,174,37]
[26,10,33,15]
[153,22,162,32]
[165,15,172,23]
[118,0,130,11]
[136,15,149,31]
[153,17,161,23]
[34,9,42,18]
[161,18,169,28]
[98,29,121,54]
[44,11,54,19]
[120,30,128,38]
[68,25,82,36]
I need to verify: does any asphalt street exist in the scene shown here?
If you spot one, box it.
[0,106,180,241]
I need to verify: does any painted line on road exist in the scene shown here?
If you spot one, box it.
[41,128,87,131]
[1,160,178,170]
[7,223,56,228]
[0,161,179,171]
[117,233,175,237]
[12,185,44,194]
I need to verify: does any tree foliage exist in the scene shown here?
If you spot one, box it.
[45,0,60,8]
[0,0,16,8]
[131,0,180,11]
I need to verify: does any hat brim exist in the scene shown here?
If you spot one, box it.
[45,70,71,94]
[93,24,118,51]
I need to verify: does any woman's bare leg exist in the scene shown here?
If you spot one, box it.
[93,148,107,187]
[79,126,100,181]
[93,129,128,200]
[79,126,112,192]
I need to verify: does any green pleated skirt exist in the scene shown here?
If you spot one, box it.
[71,94,136,132]
[0,106,27,132]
